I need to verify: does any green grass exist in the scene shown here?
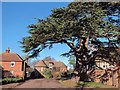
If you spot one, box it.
[59,79,76,87]
[59,79,116,88]
[77,81,115,88]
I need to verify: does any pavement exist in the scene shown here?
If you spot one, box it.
[1,83,20,88]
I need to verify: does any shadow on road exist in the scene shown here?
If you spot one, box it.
[26,69,44,80]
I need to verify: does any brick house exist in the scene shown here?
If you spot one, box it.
[91,67,119,87]
[95,57,115,70]
[0,48,25,78]
[34,60,67,72]
[91,48,120,87]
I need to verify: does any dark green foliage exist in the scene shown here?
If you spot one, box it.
[59,71,72,80]
[20,2,120,81]
[20,2,120,58]
[41,68,53,78]
[1,78,23,85]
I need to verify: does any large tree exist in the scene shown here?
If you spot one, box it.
[20,2,120,81]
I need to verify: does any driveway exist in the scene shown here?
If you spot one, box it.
[15,78,68,88]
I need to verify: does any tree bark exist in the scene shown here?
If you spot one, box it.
[112,70,115,86]
[85,35,89,49]
[118,61,120,89]
[117,54,120,89]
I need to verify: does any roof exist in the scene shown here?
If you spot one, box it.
[34,60,66,68]
[54,61,67,68]
[0,52,23,62]
[34,60,50,67]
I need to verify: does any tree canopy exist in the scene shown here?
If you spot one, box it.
[20,2,120,81]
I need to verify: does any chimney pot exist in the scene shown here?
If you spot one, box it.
[6,48,10,53]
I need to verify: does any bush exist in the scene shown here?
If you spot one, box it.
[58,71,72,80]
[41,68,53,78]
[61,71,72,77]
[2,77,23,84]
[52,72,61,78]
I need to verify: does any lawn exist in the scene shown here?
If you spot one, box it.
[59,79,117,88]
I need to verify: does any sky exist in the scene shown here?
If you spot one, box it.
[2,2,71,65]
[2,2,119,66]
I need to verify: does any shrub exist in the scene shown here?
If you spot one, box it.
[41,68,53,78]
[52,72,61,78]
[60,71,71,78]
[58,71,72,80]
[2,77,23,84]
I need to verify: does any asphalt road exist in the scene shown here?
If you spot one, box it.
[15,78,68,88]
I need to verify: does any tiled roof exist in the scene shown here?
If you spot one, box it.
[0,52,23,62]
[34,60,49,67]
[54,61,67,68]
[34,60,66,68]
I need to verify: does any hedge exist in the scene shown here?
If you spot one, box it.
[1,78,23,85]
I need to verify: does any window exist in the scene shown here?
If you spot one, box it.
[49,62,54,69]
[103,65,105,68]
[10,62,15,67]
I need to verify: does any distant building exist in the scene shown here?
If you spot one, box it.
[0,48,25,78]
[93,48,120,87]
[34,59,67,72]
[95,57,114,70]
[95,48,120,70]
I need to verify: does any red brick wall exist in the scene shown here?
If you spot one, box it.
[1,62,24,78]
[60,67,67,72]
[35,66,46,72]
[35,66,67,72]
[93,69,118,87]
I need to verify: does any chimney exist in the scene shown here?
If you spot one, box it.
[6,48,10,53]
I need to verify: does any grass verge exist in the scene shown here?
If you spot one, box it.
[59,79,116,88]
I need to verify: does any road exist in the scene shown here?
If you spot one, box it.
[15,78,68,88]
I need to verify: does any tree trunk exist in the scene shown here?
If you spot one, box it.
[117,54,120,89]
[75,36,89,81]
[118,68,120,90]
[79,71,88,81]
[76,58,88,81]
[117,64,120,89]
[112,70,115,86]
[85,35,89,49]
